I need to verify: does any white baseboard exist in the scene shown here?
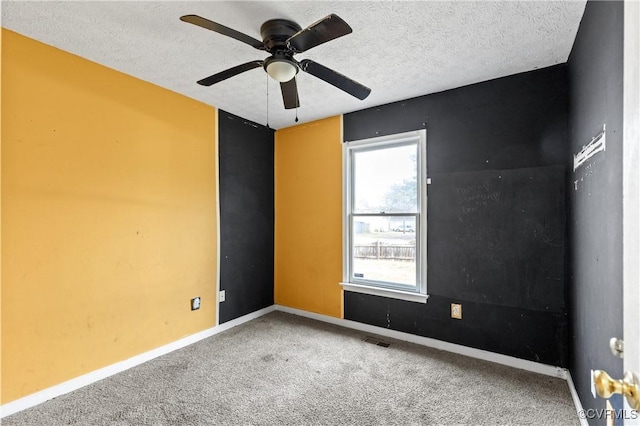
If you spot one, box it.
[0,305,275,419]
[215,305,276,333]
[566,371,589,426]
[274,305,568,379]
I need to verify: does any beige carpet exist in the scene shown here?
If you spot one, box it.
[3,311,579,425]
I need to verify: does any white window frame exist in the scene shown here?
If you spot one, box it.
[341,129,429,304]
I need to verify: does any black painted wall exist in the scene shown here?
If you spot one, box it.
[343,65,570,366]
[218,110,274,323]
[567,1,624,423]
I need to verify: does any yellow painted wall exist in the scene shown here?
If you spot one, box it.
[1,29,218,403]
[274,116,343,318]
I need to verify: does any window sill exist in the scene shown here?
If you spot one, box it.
[340,282,429,304]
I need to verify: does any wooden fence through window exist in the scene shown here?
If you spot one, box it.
[353,241,415,261]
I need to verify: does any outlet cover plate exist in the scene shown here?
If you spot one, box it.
[219,290,226,302]
[451,303,462,319]
[191,297,201,311]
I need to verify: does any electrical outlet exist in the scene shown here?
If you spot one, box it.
[191,297,201,311]
[219,290,226,302]
[451,303,462,319]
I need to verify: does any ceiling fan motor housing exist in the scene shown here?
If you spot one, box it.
[259,19,302,51]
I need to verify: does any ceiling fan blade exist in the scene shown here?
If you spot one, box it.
[287,14,352,53]
[299,59,371,100]
[280,78,300,109]
[180,15,266,50]
[197,61,264,86]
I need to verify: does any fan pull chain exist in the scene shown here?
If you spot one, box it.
[295,84,299,123]
[266,73,270,129]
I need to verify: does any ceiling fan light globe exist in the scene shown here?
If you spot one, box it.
[266,60,297,82]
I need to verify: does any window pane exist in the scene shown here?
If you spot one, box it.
[352,215,416,286]
[353,144,417,213]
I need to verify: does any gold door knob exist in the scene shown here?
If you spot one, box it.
[593,370,640,410]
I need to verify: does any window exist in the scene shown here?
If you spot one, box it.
[341,130,428,303]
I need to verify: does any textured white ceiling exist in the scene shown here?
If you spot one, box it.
[2,1,586,129]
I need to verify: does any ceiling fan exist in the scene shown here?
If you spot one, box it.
[180,14,371,110]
